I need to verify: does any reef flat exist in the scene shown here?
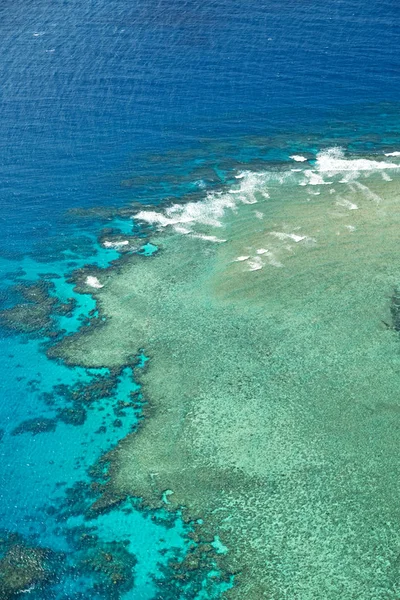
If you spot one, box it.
[54,150,400,598]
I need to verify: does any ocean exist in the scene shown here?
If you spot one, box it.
[0,0,400,598]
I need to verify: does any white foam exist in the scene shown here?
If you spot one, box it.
[298,147,399,188]
[256,248,269,255]
[235,255,250,262]
[103,240,129,248]
[86,276,103,289]
[290,155,307,162]
[133,170,271,242]
[384,151,400,157]
[248,257,263,271]
[345,225,356,232]
[21,584,36,594]
[382,172,393,182]
[335,197,358,210]
[135,192,236,231]
[191,233,227,243]
[195,179,207,189]
[316,147,398,172]
[234,171,269,204]
[270,232,307,243]
[134,210,172,227]
[132,148,396,252]
[174,226,191,234]
[338,171,361,184]
[240,195,258,205]
[301,170,333,186]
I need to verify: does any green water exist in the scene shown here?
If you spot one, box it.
[55,151,400,598]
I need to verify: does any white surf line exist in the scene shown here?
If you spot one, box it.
[316,147,399,172]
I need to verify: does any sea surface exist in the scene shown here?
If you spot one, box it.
[0,0,399,598]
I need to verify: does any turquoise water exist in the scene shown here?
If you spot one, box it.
[0,228,199,596]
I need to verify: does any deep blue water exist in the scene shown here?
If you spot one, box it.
[0,0,400,597]
[1,0,400,253]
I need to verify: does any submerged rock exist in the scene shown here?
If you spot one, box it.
[11,417,57,436]
[57,405,87,426]
[0,533,55,598]
[0,280,78,336]
[76,540,137,598]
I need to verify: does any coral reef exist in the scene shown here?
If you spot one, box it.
[76,540,136,597]
[0,281,58,335]
[11,417,57,436]
[0,280,77,338]
[0,532,55,598]
[51,164,400,598]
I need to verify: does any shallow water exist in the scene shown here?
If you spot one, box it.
[54,151,400,598]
